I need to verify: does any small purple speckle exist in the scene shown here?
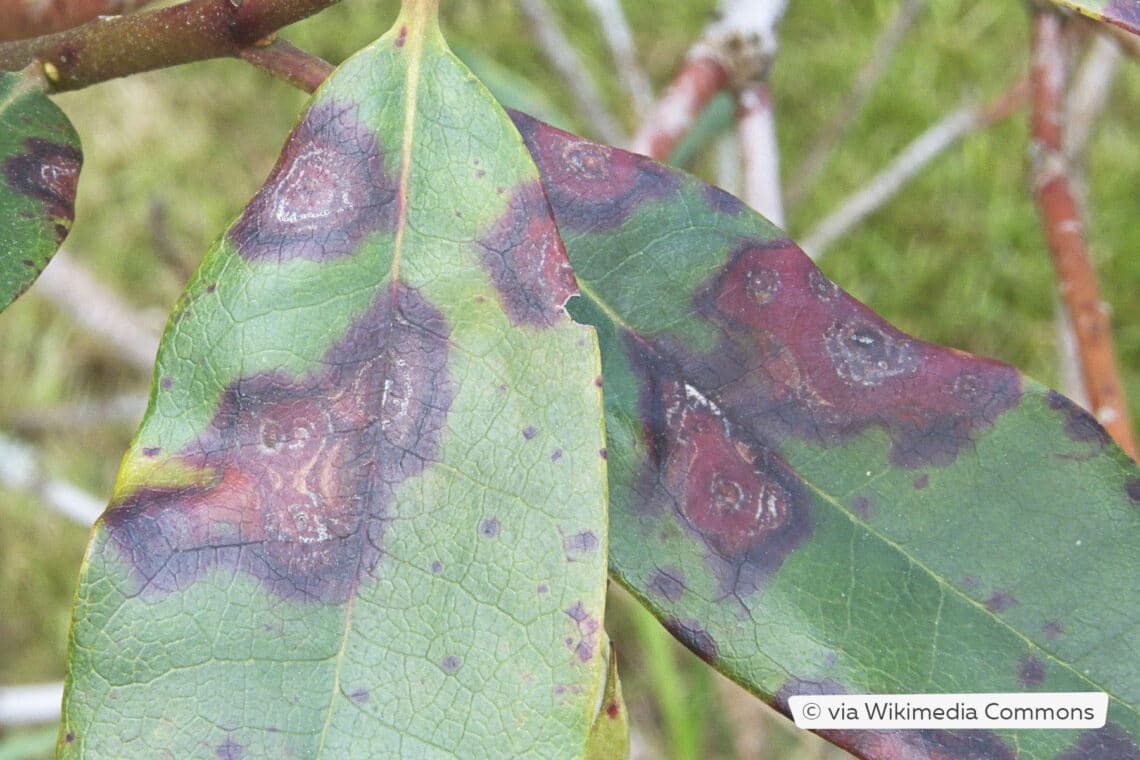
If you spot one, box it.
[598,448,608,460]
[216,737,244,760]
[64,732,74,743]
[963,574,980,589]
[1043,619,1064,638]
[1019,656,1046,687]
[142,446,161,457]
[523,425,537,440]
[479,518,500,539]
[349,688,369,704]
[499,383,508,392]
[851,496,872,518]
[551,449,563,462]
[160,376,174,390]
[205,283,217,293]
[441,655,462,674]
[537,583,549,594]
[913,474,929,489]
[430,560,443,574]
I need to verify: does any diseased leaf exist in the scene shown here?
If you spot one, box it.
[60,8,608,758]
[0,70,81,314]
[1049,0,1140,36]
[513,112,1140,760]
[585,643,629,760]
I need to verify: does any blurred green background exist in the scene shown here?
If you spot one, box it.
[2,0,1138,757]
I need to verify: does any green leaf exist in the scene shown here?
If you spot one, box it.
[0,70,81,314]
[585,643,629,760]
[513,112,1140,760]
[60,8,608,758]
[1048,0,1140,36]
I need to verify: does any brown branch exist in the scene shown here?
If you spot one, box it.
[0,0,155,43]
[0,0,341,92]
[239,35,333,93]
[1031,9,1137,459]
[630,55,728,159]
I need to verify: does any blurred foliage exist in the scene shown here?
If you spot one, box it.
[2,0,1138,757]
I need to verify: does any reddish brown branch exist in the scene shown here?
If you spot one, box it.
[631,56,728,159]
[1031,10,1137,459]
[0,0,156,42]
[0,0,341,92]
[239,36,333,93]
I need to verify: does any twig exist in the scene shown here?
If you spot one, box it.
[1064,33,1120,168]
[786,0,925,207]
[0,433,103,526]
[583,0,652,118]
[32,250,162,372]
[800,78,1028,259]
[0,0,341,92]
[239,36,334,93]
[630,0,786,160]
[0,682,64,726]
[1056,296,1090,409]
[737,82,784,226]
[0,0,154,43]
[517,0,625,145]
[1030,10,1136,459]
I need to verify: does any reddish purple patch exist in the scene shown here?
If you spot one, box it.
[630,354,812,593]
[662,618,718,664]
[215,737,244,760]
[440,655,462,674]
[4,137,82,239]
[64,732,74,743]
[1042,619,1063,639]
[1058,723,1140,760]
[605,700,620,719]
[477,181,577,327]
[649,566,686,602]
[1018,655,1045,687]
[564,602,599,662]
[599,448,607,460]
[510,111,679,231]
[686,240,1021,468]
[774,679,1016,760]
[102,286,451,603]
[1047,391,1111,450]
[228,101,397,262]
[395,25,407,47]
[479,518,500,539]
[985,591,1017,613]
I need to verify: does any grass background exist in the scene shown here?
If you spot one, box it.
[1,0,1138,757]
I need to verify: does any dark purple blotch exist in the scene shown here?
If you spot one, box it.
[509,110,679,232]
[228,101,398,262]
[215,737,244,760]
[1058,723,1140,760]
[985,591,1017,613]
[564,602,599,662]
[4,138,82,240]
[102,285,452,604]
[704,184,746,215]
[1018,655,1045,687]
[650,567,685,602]
[1042,619,1064,639]
[851,496,872,519]
[477,181,577,327]
[662,618,718,664]
[1048,391,1111,450]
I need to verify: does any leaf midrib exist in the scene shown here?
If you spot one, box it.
[313,10,430,756]
[575,278,1139,723]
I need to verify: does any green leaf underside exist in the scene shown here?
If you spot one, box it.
[513,112,1140,760]
[1050,0,1140,36]
[0,71,81,314]
[61,11,608,759]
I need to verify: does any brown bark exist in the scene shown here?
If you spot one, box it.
[0,0,154,43]
[629,55,728,160]
[1031,10,1137,459]
[239,36,333,93]
[0,0,341,92]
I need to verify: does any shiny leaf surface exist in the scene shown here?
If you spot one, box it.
[514,111,1140,760]
[60,10,608,758]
